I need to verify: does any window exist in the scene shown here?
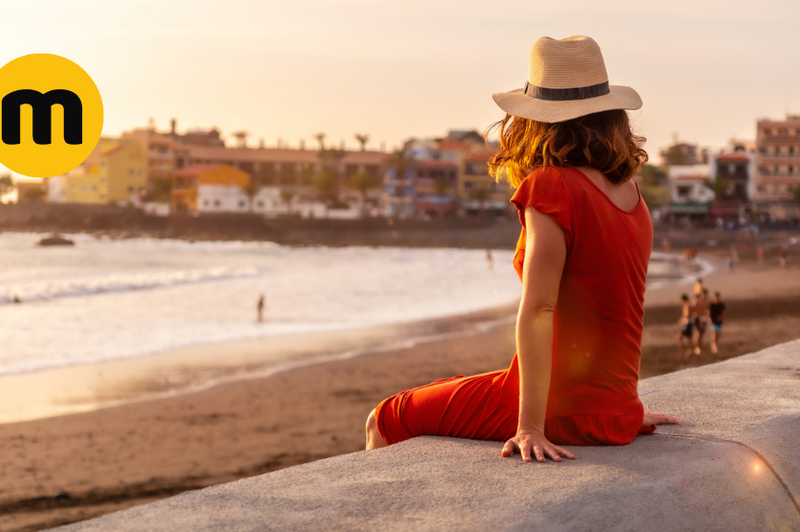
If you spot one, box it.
[129,169,134,176]
[677,186,691,198]
[238,200,245,208]
[127,186,134,193]
[214,199,221,207]
[203,200,209,207]
[256,200,264,208]
[775,146,781,155]
[790,166,795,175]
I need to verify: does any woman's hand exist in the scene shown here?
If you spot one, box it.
[501,428,576,463]
[642,411,681,429]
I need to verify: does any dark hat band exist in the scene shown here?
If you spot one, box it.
[523,81,610,101]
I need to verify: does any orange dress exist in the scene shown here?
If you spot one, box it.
[376,166,656,446]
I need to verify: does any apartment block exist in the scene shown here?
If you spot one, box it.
[755,115,800,217]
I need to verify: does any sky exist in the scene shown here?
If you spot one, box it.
[1,0,799,180]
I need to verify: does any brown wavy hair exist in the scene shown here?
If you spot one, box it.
[486,110,648,188]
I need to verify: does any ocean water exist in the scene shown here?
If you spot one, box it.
[0,233,522,376]
[0,232,705,377]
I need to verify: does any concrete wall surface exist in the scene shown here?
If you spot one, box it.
[55,339,800,532]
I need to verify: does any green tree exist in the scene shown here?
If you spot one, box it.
[469,186,491,217]
[387,148,414,197]
[639,164,668,185]
[23,187,47,203]
[791,185,800,206]
[433,177,451,219]
[0,174,15,203]
[280,188,296,214]
[143,177,172,203]
[347,170,379,218]
[312,171,337,205]
[703,177,731,200]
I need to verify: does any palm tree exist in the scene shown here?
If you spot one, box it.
[355,133,369,151]
[231,130,250,148]
[314,133,326,152]
[240,181,260,213]
[347,170,379,217]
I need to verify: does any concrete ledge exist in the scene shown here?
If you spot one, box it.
[56,340,800,531]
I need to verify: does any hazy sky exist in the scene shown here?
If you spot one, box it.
[1,0,799,175]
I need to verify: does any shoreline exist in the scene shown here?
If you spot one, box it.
[0,303,519,425]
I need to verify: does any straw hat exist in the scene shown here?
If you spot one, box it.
[492,36,641,123]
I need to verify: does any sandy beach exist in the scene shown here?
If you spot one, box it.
[1,249,799,532]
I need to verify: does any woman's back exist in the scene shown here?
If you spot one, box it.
[502,165,653,444]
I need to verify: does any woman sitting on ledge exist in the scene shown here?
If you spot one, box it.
[366,35,679,462]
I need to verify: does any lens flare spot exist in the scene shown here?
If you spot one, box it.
[753,463,762,474]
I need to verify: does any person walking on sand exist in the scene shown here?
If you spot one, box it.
[366,36,679,462]
[677,294,694,359]
[256,294,266,322]
[709,291,726,354]
[693,277,704,298]
[693,289,711,356]
[486,249,494,272]
[779,244,788,268]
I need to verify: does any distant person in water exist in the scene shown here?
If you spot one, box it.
[709,291,726,354]
[256,294,266,322]
[677,294,694,359]
[486,249,494,272]
[779,244,788,268]
[12,294,21,304]
[693,289,711,356]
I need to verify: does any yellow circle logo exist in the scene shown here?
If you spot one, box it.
[0,54,103,178]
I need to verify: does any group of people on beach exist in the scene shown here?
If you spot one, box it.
[677,278,725,359]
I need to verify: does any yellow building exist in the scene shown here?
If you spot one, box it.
[98,141,147,203]
[60,138,147,204]
[171,164,250,213]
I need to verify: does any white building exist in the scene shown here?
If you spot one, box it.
[668,164,714,216]
[196,184,250,213]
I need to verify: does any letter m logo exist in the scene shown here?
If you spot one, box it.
[2,89,83,145]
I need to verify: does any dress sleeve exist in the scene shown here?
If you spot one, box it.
[509,167,575,252]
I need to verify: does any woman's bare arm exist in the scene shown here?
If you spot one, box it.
[501,206,575,463]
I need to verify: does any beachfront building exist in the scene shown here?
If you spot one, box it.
[754,115,800,220]
[123,119,388,218]
[389,130,509,219]
[123,119,226,185]
[171,164,251,214]
[667,164,714,219]
[414,160,459,218]
[46,138,147,205]
[707,140,756,219]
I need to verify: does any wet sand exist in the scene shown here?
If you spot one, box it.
[2,252,799,531]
